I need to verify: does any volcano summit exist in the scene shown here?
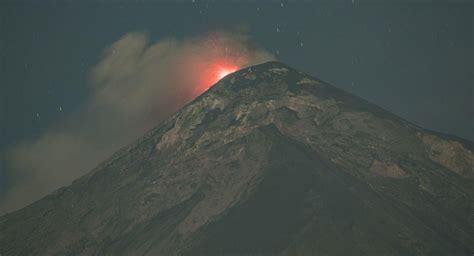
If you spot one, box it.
[1,62,473,256]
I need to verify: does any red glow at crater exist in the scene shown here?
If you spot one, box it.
[199,61,240,92]
[217,65,238,81]
[183,32,268,97]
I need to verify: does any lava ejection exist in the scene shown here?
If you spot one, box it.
[188,55,242,95]
[203,61,239,90]
[184,32,274,96]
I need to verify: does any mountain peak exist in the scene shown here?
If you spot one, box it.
[232,60,292,74]
[211,60,295,88]
[1,63,473,256]
[203,60,323,103]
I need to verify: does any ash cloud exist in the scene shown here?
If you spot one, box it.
[0,30,274,215]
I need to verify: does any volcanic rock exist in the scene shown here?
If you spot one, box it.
[1,61,473,256]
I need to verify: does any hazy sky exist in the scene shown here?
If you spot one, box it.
[0,0,472,213]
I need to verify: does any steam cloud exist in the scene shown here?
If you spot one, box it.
[0,30,274,215]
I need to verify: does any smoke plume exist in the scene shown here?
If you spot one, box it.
[0,30,274,215]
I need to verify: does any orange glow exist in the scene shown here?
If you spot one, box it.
[199,62,239,92]
[217,65,238,81]
[183,32,257,96]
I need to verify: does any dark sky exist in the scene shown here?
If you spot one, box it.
[0,0,472,211]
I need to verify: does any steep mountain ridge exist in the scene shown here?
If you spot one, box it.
[1,61,473,256]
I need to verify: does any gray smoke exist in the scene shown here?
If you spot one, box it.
[1,30,274,215]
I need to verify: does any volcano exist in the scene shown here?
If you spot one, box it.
[1,62,473,256]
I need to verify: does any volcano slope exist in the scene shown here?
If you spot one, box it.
[0,61,473,256]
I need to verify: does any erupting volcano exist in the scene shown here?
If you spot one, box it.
[207,62,239,89]
[216,64,239,82]
[191,60,241,95]
[2,62,472,256]
[187,32,268,95]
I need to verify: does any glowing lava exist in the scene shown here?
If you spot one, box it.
[200,62,239,92]
[210,63,239,86]
[217,65,238,81]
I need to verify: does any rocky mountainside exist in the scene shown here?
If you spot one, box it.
[1,61,473,256]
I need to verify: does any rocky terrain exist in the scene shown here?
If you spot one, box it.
[0,61,473,256]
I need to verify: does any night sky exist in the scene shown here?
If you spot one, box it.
[0,0,472,213]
